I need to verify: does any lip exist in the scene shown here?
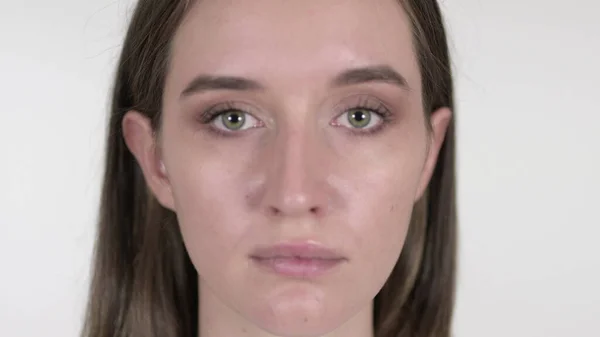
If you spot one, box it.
[249,241,347,278]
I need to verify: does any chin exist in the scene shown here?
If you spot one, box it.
[258,315,341,337]
[249,289,348,337]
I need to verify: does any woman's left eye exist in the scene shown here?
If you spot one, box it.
[333,109,383,130]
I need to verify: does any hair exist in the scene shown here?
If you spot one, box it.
[82,1,456,337]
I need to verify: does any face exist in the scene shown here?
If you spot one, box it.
[124,0,450,336]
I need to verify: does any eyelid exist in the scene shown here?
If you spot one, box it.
[198,101,266,135]
[213,110,261,131]
[199,101,251,123]
[329,94,396,135]
[197,95,394,137]
[332,94,392,117]
[332,109,384,129]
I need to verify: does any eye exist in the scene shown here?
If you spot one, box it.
[212,110,260,131]
[334,108,383,130]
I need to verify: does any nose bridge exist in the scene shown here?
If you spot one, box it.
[262,119,328,217]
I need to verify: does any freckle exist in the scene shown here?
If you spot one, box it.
[304,316,308,323]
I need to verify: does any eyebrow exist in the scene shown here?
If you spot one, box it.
[331,65,410,90]
[180,64,409,99]
[180,75,265,98]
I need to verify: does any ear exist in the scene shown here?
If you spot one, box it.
[414,107,452,201]
[122,111,176,210]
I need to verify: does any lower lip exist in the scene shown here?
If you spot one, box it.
[251,256,344,278]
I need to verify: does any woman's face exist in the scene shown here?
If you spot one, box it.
[125,0,449,336]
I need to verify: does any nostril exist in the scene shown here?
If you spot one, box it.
[267,206,320,216]
[269,206,281,216]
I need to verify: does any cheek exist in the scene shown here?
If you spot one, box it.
[342,140,427,288]
[353,169,419,253]
[164,145,251,276]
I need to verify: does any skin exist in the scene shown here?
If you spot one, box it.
[123,0,451,337]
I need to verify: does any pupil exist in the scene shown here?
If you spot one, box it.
[228,114,241,123]
[354,112,365,121]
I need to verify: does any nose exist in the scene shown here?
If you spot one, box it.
[258,126,332,218]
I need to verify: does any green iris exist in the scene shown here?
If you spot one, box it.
[221,111,245,130]
[347,109,372,128]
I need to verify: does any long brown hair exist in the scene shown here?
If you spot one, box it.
[82,1,456,337]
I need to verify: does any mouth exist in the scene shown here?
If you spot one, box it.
[249,241,347,278]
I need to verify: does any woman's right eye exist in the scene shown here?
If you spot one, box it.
[211,110,261,132]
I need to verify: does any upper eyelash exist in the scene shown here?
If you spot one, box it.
[343,95,392,119]
[198,101,244,124]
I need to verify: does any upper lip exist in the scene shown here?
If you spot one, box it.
[250,241,346,260]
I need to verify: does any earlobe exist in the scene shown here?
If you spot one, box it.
[415,107,452,201]
[122,111,176,210]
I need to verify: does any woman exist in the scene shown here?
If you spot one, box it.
[83,0,456,337]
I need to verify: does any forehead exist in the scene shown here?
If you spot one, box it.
[167,0,420,96]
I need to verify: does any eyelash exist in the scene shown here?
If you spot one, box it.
[198,97,394,137]
[197,101,258,137]
[334,95,394,136]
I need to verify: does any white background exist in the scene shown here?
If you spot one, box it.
[1,0,599,336]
